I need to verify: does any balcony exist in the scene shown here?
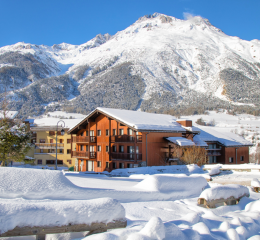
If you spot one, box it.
[207,150,221,156]
[35,143,64,149]
[111,153,142,160]
[73,136,96,143]
[72,151,96,159]
[111,135,142,143]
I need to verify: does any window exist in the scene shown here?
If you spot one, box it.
[127,163,133,168]
[106,162,109,168]
[240,156,244,161]
[97,145,101,152]
[60,139,63,143]
[106,146,109,152]
[48,149,55,153]
[67,159,72,164]
[50,139,53,143]
[59,149,63,153]
[97,161,101,167]
[49,131,55,136]
[106,129,109,136]
[80,145,84,151]
[46,160,58,165]
[40,149,44,153]
[40,139,45,143]
[86,131,89,136]
[119,145,124,153]
[119,129,124,135]
[229,157,234,163]
[128,128,133,135]
[80,132,84,136]
[57,131,61,135]
[37,159,42,165]
[97,130,101,136]
[86,145,89,151]
[67,139,71,144]
[112,162,117,169]
[112,145,117,152]
[67,149,71,154]
[119,163,124,168]
[113,129,116,136]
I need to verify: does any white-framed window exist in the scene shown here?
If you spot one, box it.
[97,145,101,152]
[97,130,101,136]
[119,129,124,135]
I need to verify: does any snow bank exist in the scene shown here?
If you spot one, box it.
[0,198,125,235]
[111,164,204,177]
[203,164,260,170]
[0,167,83,199]
[135,174,207,195]
[208,165,221,176]
[251,178,260,188]
[199,184,249,201]
[0,167,207,202]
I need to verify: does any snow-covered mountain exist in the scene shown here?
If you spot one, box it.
[0,13,260,118]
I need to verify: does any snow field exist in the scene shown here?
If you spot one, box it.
[0,198,125,235]
[1,167,260,239]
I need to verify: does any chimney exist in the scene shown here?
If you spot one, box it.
[176,120,192,127]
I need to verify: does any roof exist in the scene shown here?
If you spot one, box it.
[28,118,83,129]
[194,126,253,147]
[69,107,186,133]
[0,110,18,119]
[166,137,195,146]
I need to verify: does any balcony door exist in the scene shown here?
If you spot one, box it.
[90,130,94,142]
[127,146,134,160]
[88,160,93,171]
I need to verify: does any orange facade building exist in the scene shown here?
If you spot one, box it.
[68,108,253,172]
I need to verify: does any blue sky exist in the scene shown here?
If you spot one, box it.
[0,0,259,47]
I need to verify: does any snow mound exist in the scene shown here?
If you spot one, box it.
[208,165,221,176]
[0,167,84,199]
[199,184,249,201]
[245,199,260,212]
[111,164,204,177]
[140,217,165,240]
[134,174,207,194]
[0,198,125,235]
[251,178,260,188]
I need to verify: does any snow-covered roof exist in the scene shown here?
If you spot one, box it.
[69,108,186,132]
[0,110,18,119]
[96,108,185,131]
[166,137,195,146]
[195,126,253,147]
[30,118,84,129]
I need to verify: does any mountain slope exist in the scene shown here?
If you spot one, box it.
[0,13,260,118]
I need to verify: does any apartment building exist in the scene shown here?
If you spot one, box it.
[31,126,75,168]
[68,107,253,172]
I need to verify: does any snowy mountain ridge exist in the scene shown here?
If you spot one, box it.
[0,13,260,117]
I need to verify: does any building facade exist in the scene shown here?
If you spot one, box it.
[68,108,253,172]
[31,126,76,168]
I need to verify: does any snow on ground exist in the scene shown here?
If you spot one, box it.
[1,166,260,240]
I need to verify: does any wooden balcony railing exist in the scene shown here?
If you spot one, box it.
[35,143,64,149]
[72,136,96,143]
[111,135,142,143]
[72,151,96,159]
[111,153,142,160]
[207,150,221,156]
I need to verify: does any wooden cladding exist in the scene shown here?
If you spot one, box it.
[72,136,96,143]
[111,153,142,160]
[72,151,96,159]
[111,135,142,143]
